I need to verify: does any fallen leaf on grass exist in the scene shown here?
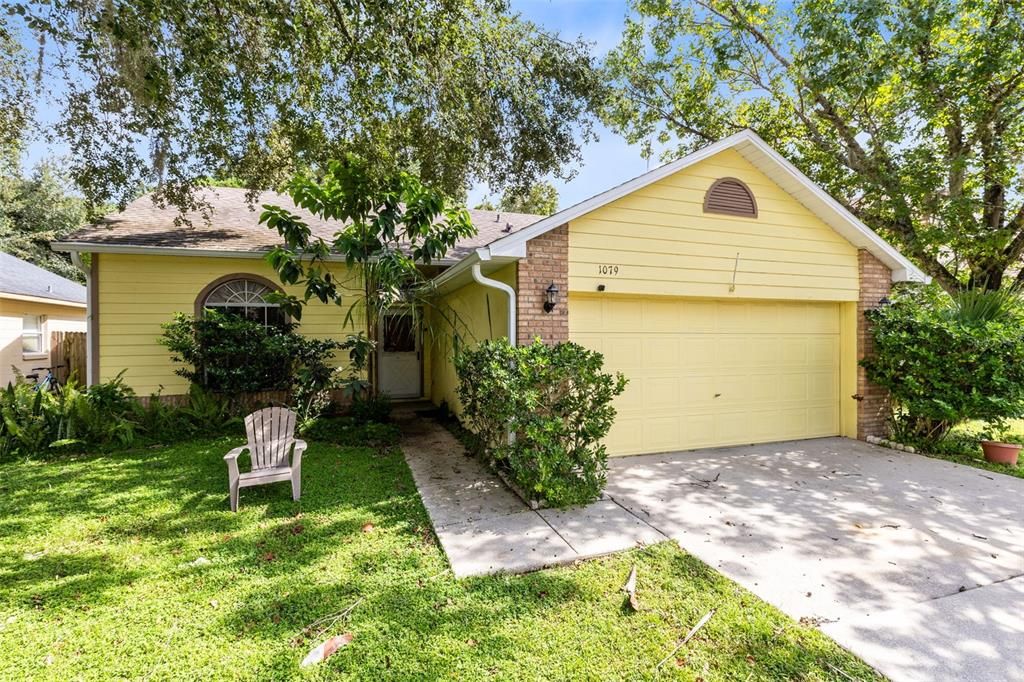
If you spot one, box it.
[261,552,276,563]
[301,632,354,667]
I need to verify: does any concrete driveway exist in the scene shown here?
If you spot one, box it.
[606,437,1024,682]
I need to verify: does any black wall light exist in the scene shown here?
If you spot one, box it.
[543,282,559,313]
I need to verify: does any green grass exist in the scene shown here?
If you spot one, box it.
[0,440,880,681]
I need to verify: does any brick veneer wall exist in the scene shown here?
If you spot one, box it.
[857,249,892,439]
[516,225,569,345]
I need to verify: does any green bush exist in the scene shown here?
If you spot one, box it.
[160,310,342,395]
[348,394,392,423]
[161,310,345,422]
[1,373,138,460]
[0,375,250,461]
[862,286,1024,443]
[455,339,627,508]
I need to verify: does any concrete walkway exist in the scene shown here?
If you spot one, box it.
[606,438,1024,682]
[397,414,667,577]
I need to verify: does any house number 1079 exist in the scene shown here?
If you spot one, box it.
[598,264,620,275]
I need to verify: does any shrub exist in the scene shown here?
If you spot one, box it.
[160,310,342,395]
[161,310,345,422]
[455,339,627,508]
[862,286,1024,443]
[1,373,138,460]
[349,394,392,424]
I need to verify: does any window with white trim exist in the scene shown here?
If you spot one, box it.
[203,279,286,327]
[22,315,44,354]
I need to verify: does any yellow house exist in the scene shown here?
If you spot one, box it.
[55,131,926,456]
[0,253,87,387]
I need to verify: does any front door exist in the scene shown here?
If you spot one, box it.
[378,311,422,399]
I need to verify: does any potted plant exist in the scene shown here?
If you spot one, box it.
[979,422,1022,466]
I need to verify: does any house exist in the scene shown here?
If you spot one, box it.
[0,252,87,387]
[54,130,926,454]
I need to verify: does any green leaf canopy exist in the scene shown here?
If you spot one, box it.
[603,0,1024,292]
[9,0,601,213]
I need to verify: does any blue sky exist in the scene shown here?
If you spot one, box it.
[470,0,645,210]
[23,0,647,212]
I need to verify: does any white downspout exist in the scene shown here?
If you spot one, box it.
[70,252,93,385]
[471,260,517,346]
[471,258,519,445]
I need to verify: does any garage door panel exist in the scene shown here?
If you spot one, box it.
[644,337,681,367]
[644,416,683,451]
[570,295,841,455]
[644,377,680,409]
[682,337,716,365]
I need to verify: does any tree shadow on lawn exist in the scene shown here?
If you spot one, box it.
[221,560,590,678]
[0,440,423,608]
[0,548,143,611]
[221,542,880,681]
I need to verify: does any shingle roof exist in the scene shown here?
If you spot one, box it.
[0,252,86,304]
[61,188,544,262]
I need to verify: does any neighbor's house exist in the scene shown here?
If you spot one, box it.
[54,131,926,455]
[0,252,87,387]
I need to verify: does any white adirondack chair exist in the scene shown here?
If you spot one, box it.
[224,407,307,512]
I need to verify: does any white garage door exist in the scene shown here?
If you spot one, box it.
[570,295,841,456]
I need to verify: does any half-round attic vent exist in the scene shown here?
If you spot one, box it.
[703,177,757,218]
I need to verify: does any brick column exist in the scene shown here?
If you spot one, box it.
[857,249,892,439]
[516,225,569,345]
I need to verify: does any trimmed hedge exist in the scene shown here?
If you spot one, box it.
[455,339,626,507]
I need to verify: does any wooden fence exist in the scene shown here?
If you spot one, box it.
[50,331,87,386]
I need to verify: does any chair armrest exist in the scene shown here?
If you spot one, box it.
[224,446,247,461]
[292,439,307,466]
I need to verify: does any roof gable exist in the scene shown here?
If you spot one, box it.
[478,130,927,284]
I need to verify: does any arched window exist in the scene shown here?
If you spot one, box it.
[199,276,286,327]
[703,177,758,218]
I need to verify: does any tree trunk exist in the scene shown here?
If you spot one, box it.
[966,262,1005,291]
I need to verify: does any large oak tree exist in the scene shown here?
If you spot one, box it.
[603,0,1024,291]
[7,1,600,215]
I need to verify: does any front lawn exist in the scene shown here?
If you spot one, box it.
[0,440,879,680]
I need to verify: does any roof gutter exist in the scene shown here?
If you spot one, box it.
[0,291,86,308]
[471,252,517,346]
[51,241,462,267]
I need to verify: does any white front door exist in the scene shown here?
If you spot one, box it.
[378,312,422,399]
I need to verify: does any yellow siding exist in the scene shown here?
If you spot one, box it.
[839,302,858,438]
[0,298,86,387]
[571,294,844,455]
[98,254,363,396]
[568,148,860,301]
[427,265,515,412]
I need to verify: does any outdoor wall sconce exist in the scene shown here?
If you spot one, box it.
[543,282,559,313]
